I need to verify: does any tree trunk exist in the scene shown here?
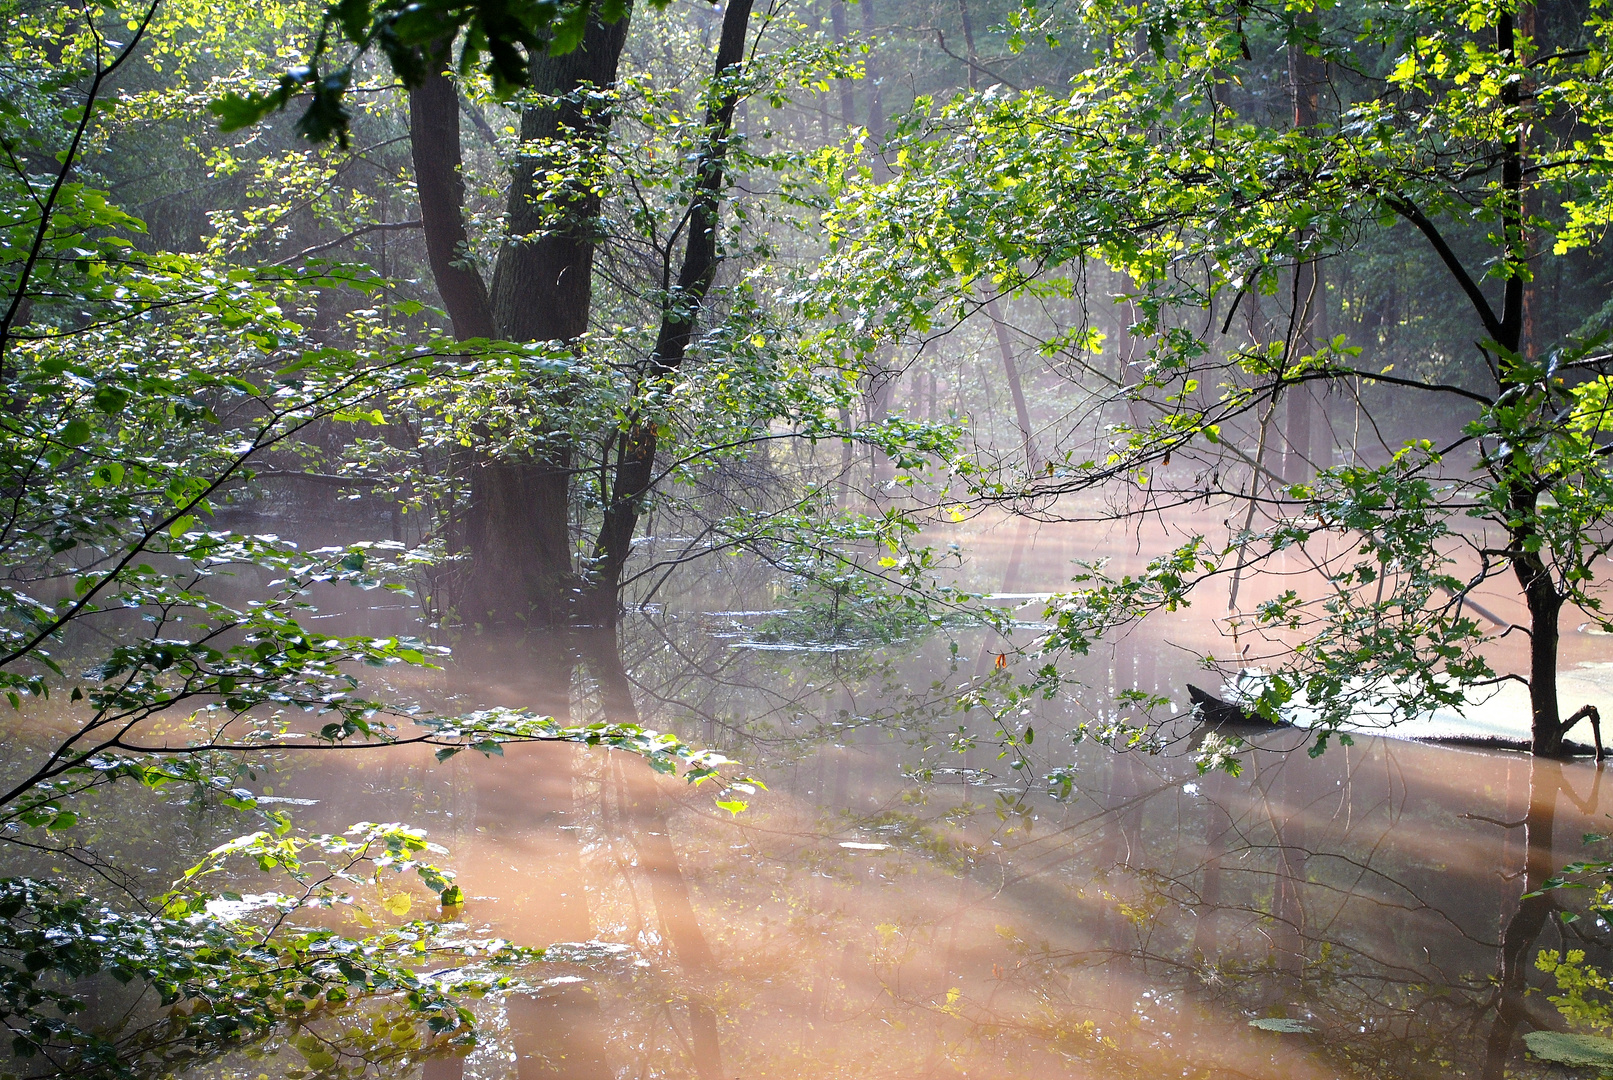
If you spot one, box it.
[985,296,1038,469]
[488,13,632,344]
[1493,9,1563,756]
[409,47,496,341]
[830,0,855,126]
[956,0,980,90]
[1284,18,1325,483]
[581,0,754,626]
[409,12,633,631]
[861,0,884,159]
[1517,548,1564,753]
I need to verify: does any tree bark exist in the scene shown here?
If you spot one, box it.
[488,14,631,344]
[1517,545,1565,754]
[409,45,496,341]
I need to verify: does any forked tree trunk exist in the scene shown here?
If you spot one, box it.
[409,13,631,631]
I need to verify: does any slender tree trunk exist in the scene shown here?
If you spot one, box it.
[1284,18,1325,482]
[582,0,754,625]
[1519,1,1539,361]
[861,0,884,156]
[1495,9,1563,756]
[956,0,980,90]
[830,0,855,126]
[985,297,1038,469]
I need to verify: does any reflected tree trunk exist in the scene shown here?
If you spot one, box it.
[1272,751,1310,979]
[586,633,726,1079]
[1193,776,1233,965]
[427,636,610,1080]
[1482,758,1606,1078]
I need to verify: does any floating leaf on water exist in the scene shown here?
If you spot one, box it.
[1524,1031,1613,1066]
[1249,1018,1313,1033]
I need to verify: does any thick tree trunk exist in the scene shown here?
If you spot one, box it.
[407,13,632,631]
[488,14,632,343]
[581,0,754,626]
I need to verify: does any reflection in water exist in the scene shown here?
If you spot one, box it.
[425,637,610,1080]
[167,525,1613,1080]
[1483,759,1605,1080]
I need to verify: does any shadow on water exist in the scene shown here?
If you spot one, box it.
[415,629,724,1080]
[150,584,1613,1078]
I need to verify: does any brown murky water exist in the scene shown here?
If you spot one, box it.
[89,515,1613,1077]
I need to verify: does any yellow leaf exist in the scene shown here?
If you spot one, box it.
[382,893,412,918]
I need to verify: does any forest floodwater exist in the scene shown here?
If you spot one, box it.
[119,513,1613,1080]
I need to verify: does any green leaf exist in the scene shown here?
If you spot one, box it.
[60,420,92,446]
[1523,1031,1613,1067]
[210,89,286,132]
[1249,1018,1313,1033]
[92,386,129,415]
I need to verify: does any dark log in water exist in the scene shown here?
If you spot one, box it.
[1187,683,1291,729]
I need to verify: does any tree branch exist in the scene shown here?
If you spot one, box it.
[1383,194,1505,345]
[270,220,422,267]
